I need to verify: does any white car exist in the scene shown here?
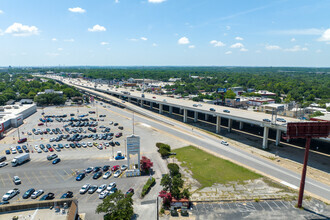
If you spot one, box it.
[99,190,109,199]
[103,171,112,179]
[107,182,116,191]
[2,189,20,201]
[11,147,17,154]
[87,142,93,147]
[80,184,91,194]
[31,190,44,199]
[121,165,128,171]
[221,140,229,146]
[109,121,113,125]
[104,142,109,147]
[82,143,87,148]
[0,162,8,168]
[65,144,70,148]
[13,176,21,185]
[114,170,122,178]
[97,184,107,193]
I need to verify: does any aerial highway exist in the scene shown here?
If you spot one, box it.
[40,75,330,204]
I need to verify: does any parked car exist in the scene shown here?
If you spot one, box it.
[40,192,55,201]
[114,170,122,178]
[0,162,8,168]
[121,164,128,171]
[2,189,20,201]
[76,173,85,181]
[80,184,91,194]
[47,154,58,160]
[125,188,134,197]
[107,182,116,191]
[31,190,44,199]
[97,184,107,193]
[12,176,21,185]
[93,171,102,179]
[5,150,10,155]
[109,187,117,194]
[22,188,35,199]
[52,158,61,164]
[18,138,27,144]
[60,191,73,199]
[102,165,110,172]
[99,190,109,199]
[85,167,93,173]
[103,171,112,179]
[88,185,98,194]
[111,165,120,171]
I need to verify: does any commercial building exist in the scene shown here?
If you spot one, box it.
[37,89,63,96]
[0,104,37,138]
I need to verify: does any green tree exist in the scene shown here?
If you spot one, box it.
[160,174,172,191]
[224,90,236,99]
[96,190,134,220]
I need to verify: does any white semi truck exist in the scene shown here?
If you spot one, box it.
[11,153,30,166]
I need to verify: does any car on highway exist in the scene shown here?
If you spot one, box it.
[60,191,73,199]
[114,170,122,178]
[23,188,35,199]
[40,192,55,201]
[52,158,61,164]
[97,184,107,193]
[221,140,229,146]
[88,185,98,194]
[276,118,287,122]
[0,162,8,168]
[47,154,58,160]
[13,176,21,185]
[125,188,134,197]
[103,171,112,179]
[223,109,230,113]
[2,189,20,201]
[263,119,271,122]
[80,184,91,194]
[121,164,128,171]
[76,173,85,181]
[111,165,120,171]
[93,171,102,179]
[99,190,109,199]
[209,108,216,112]
[31,190,44,199]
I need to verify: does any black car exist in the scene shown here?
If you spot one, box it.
[115,142,120,146]
[76,173,85,181]
[23,188,35,199]
[114,123,118,126]
[93,171,102,179]
[93,167,101,173]
[209,108,216,112]
[60,191,73,199]
[102,165,110,172]
[40,192,55,201]
[70,143,76,148]
[5,150,10,155]
[22,145,29,153]
[52,158,61,164]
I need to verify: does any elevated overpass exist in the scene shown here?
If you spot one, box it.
[43,75,302,149]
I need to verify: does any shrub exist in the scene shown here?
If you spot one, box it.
[167,163,180,177]
[141,177,156,197]
[159,147,171,157]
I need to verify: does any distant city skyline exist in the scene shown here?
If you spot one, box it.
[0,0,329,67]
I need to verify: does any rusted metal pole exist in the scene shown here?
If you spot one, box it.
[297,137,311,208]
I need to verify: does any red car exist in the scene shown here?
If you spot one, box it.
[49,147,54,152]
[152,96,156,99]
[18,138,27,144]
[38,123,44,126]
[115,133,122,138]
[111,165,120,171]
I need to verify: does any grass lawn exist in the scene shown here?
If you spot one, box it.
[173,146,262,188]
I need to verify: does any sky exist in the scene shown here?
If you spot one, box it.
[0,0,330,67]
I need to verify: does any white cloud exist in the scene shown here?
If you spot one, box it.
[226,25,231,30]
[5,23,39,36]
[64,38,75,42]
[68,7,86,13]
[291,38,296,42]
[265,45,281,50]
[57,48,63,51]
[178,37,189,45]
[225,51,232,55]
[235,36,244,41]
[88,24,106,32]
[148,0,166,3]
[0,29,4,36]
[240,48,248,52]
[115,0,119,3]
[100,42,109,45]
[284,45,308,52]
[210,40,225,47]
[0,10,4,14]
[230,43,244,48]
[188,45,195,49]
[318,28,330,42]
[152,43,158,47]
[129,38,139,41]
[140,37,148,41]
[52,38,57,41]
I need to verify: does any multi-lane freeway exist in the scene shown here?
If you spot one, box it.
[40,75,330,204]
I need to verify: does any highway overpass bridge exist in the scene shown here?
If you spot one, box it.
[44,75,302,149]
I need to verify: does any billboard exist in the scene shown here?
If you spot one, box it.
[217,88,227,93]
[285,122,330,139]
[127,135,140,154]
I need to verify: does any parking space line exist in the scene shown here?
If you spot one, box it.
[0,174,5,187]
[264,201,274,211]
[47,170,60,183]
[23,172,33,185]
[280,200,289,209]
[271,201,281,210]
[31,171,42,184]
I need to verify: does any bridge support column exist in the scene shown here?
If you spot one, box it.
[169,106,173,115]
[228,119,233,132]
[194,111,198,122]
[262,127,269,149]
[276,129,281,146]
[239,121,244,130]
[205,114,208,121]
[150,102,153,109]
[183,109,188,123]
[128,97,131,103]
[140,99,143,107]
[159,104,163,114]
[216,116,221,134]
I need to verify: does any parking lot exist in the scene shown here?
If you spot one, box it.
[0,102,185,219]
[180,199,330,220]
